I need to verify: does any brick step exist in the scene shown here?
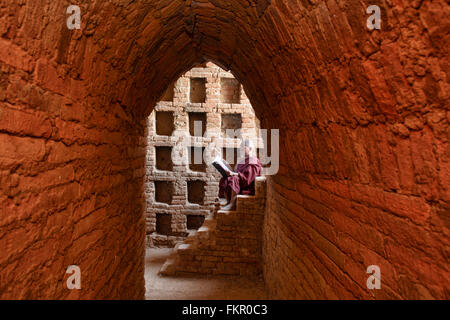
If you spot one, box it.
[176,243,194,254]
[236,195,257,210]
[169,242,184,256]
[197,226,216,247]
[237,195,257,201]
[197,225,210,233]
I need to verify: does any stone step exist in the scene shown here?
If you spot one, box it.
[237,195,257,206]
[197,226,210,233]
[196,226,212,243]
[184,233,198,244]
[158,175,267,277]
[202,217,216,228]
[217,209,238,215]
[254,176,267,196]
[176,243,194,254]
[237,194,256,200]
[255,176,267,185]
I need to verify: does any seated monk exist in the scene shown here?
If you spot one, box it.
[219,139,262,211]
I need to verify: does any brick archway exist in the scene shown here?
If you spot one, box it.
[0,0,448,299]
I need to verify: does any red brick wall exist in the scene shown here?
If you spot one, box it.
[0,52,147,298]
[0,0,448,299]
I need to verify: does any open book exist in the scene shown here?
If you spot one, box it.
[212,156,233,178]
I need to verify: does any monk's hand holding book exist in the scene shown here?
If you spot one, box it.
[213,156,236,178]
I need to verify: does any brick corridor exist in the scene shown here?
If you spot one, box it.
[145,248,267,300]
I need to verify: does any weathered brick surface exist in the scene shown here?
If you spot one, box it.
[0,0,448,299]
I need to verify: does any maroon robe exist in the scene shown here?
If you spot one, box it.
[218,156,262,198]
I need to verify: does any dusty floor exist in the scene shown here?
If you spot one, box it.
[145,248,268,300]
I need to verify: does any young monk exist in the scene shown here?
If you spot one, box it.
[218,139,262,211]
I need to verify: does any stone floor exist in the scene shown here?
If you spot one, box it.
[145,248,268,300]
